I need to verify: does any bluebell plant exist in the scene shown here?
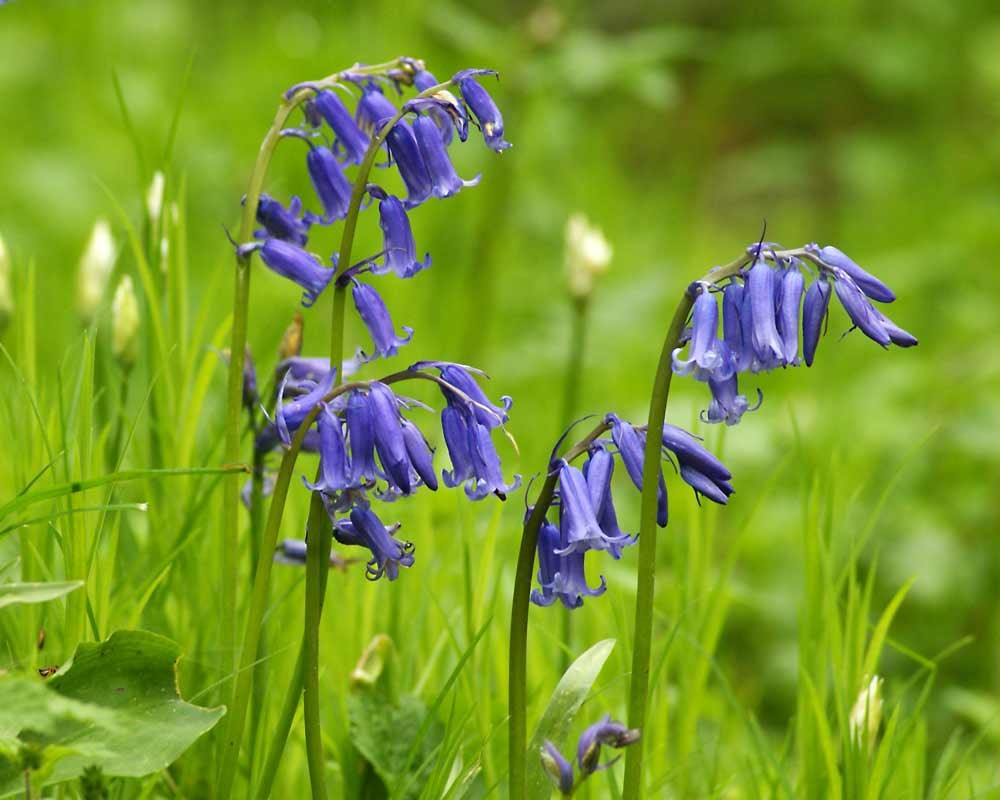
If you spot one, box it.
[218,56,515,800]
[540,715,641,797]
[509,238,916,799]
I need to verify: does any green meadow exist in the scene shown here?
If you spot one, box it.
[0,1,998,797]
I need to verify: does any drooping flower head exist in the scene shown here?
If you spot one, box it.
[333,505,415,581]
[254,239,334,307]
[253,193,310,246]
[313,88,369,166]
[453,69,511,152]
[529,518,606,610]
[351,281,414,359]
[367,185,431,278]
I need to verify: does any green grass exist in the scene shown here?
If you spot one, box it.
[1,0,999,797]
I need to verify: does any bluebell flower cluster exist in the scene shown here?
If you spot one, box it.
[257,360,517,579]
[531,414,732,608]
[540,715,641,796]
[234,59,515,581]
[670,242,917,425]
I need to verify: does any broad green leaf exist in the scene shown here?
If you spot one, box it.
[526,638,615,800]
[0,581,83,610]
[348,692,443,799]
[0,629,224,796]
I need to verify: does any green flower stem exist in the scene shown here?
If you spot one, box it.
[508,422,611,799]
[255,638,306,800]
[300,74,459,798]
[302,492,333,800]
[618,288,694,799]
[620,255,751,799]
[216,405,328,800]
[221,56,414,674]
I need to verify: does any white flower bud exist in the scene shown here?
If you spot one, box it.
[146,171,165,224]
[111,275,140,369]
[565,213,612,300]
[77,219,117,323]
[0,234,12,332]
[849,675,883,751]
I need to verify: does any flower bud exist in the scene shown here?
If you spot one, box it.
[111,275,140,369]
[0,233,13,333]
[849,674,883,751]
[146,171,165,225]
[77,219,116,323]
[564,213,611,300]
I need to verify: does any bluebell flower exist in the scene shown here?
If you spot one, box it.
[801,276,831,366]
[401,418,438,490]
[721,281,746,370]
[367,381,414,495]
[352,281,414,359]
[830,268,892,346]
[275,367,336,445]
[672,287,729,381]
[385,121,433,208]
[702,373,759,426]
[440,404,520,500]
[253,193,310,246]
[540,741,575,795]
[746,258,785,370]
[304,143,353,224]
[412,115,480,198]
[346,389,383,486]
[356,85,398,133]
[606,413,668,527]
[434,362,511,428]
[368,186,431,278]
[678,463,734,504]
[812,244,896,303]
[257,239,334,307]
[776,267,804,364]
[530,519,606,609]
[333,506,415,581]
[454,69,511,152]
[582,444,636,559]
[303,404,352,493]
[554,459,634,556]
[413,68,462,144]
[872,307,918,347]
[466,415,521,500]
[660,423,732,485]
[313,89,369,166]
[576,715,641,776]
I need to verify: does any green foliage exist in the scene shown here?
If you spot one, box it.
[0,630,224,796]
[0,580,83,610]
[526,639,615,800]
[0,0,996,796]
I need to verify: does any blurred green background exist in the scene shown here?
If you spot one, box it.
[2,0,1000,795]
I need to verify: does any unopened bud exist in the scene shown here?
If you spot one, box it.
[110,275,140,368]
[849,675,883,751]
[565,213,612,301]
[350,634,392,690]
[0,234,12,332]
[540,741,574,794]
[77,219,116,323]
[146,171,165,224]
